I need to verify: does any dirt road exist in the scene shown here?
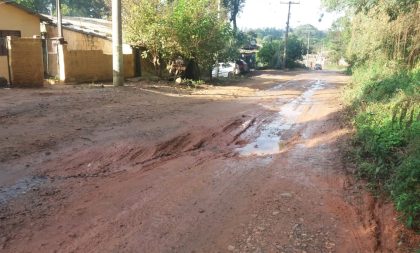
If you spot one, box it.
[0,71,418,252]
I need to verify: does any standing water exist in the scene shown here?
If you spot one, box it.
[238,80,325,156]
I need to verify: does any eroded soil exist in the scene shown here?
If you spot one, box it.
[0,70,418,252]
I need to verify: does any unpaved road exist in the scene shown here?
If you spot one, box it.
[0,71,418,252]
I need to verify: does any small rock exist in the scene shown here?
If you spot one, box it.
[198,209,205,213]
[227,245,235,251]
[280,192,292,198]
[45,151,51,156]
[175,77,183,84]
[272,211,280,216]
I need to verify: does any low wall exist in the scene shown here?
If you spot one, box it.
[7,37,43,87]
[0,56,8,82]
[63,46,135,83]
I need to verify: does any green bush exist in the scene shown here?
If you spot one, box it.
[347,62,420,230]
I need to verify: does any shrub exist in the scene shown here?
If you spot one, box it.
[347,63,420,230]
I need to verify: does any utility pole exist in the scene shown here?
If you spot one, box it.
[56,0,66,82]
[306,31,310,67]
[56,0,63,40]
[112,0,124,86]
[280,1,299,69]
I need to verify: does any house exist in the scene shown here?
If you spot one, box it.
[1,2,143,86]
[0,1,49,85]
[43,15,140,83]
[240,41,259,70]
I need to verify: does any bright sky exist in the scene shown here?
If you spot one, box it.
[237,0,341,31]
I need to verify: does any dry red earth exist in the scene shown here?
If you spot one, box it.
[0,70,418,252]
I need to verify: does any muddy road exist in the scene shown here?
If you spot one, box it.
[0,71,418,252]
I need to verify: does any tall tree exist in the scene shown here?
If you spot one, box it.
[14,0,110,18]
[124,0,234,79]
[222,0,245,31]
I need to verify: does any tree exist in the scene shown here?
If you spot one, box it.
[292,24,327,55]
[222,0,246,31]
[15,0,110,18]
[14,0,51,14]
[257,36,304,68]
[123,0,175,76]
[124,0,234,79]
[257,40,280,67]
[321,0,418,19]
[323,0,419,67]
[171,0,233,79]
[325,16,351,64]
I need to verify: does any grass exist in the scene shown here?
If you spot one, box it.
[345,60,420,230]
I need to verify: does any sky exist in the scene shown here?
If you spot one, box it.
[237,0,342,31]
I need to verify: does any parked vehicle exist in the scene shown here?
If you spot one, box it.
[314,63,322,70]
[212,62,240,78]
[236,59,249,73]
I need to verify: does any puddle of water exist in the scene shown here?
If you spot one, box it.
[0,176,48,205]
[237,80,325,156]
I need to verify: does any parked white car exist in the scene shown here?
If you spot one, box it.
[212,62,240,78]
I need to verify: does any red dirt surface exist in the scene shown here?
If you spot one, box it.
[0,70,418,252]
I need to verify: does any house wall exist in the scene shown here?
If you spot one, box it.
[46,25,113,54]
[7,37,43,87]
[45,25,136,83]
[62,45,134,83]
[0,4,41,83]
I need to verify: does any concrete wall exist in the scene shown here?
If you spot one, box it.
[46,25,113,54]
[45,25,136,83]
[46,25,132,55]
[0,4,41,83]
[47,53,58,77]
[62,46,134,83]
[8,37,44,87]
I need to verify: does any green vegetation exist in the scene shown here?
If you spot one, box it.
[257,36,305,68]
[323,0,419,230]
[14,0,110,18]
[348,63,419,229]
[222,0,246,31]
[123,0,238,80]
[250,24,326,69]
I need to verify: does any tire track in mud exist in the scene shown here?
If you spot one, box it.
[0,115,259,206]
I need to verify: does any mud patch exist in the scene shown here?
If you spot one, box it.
[237,80,325,156]
[0,176,48,205]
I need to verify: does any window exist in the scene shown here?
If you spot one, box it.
[0,30,21,56]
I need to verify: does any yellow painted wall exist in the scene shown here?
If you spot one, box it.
[46,25,112,54]
[8,38,43,87]
[0,4,41,83]
[62,45,134,83]
[0,57,8,82]
[46,25,136,82]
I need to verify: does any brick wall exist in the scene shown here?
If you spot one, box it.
[8,37,43,87]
